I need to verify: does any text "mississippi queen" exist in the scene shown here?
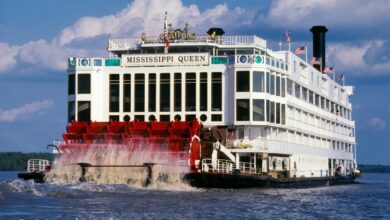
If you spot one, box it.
[122,53,209,66]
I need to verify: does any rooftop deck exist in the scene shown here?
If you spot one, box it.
[108,35,267,51]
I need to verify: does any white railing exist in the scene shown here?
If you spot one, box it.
[108,35,266,51]
[201,158,256,175]
[27,159,50,172]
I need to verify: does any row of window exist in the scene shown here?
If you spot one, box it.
[236,99,286,124]
[287,106,355,137]
[236,71,286,97]
[110,72,222,113]
[266,127,354,153]
[287,79,352,120]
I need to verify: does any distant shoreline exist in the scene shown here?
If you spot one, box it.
[0,152,389,173]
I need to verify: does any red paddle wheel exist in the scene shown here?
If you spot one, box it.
[61,120,202,172]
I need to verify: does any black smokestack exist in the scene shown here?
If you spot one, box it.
[310,26,328,72]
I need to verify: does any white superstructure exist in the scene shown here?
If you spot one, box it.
[66,26,356,178]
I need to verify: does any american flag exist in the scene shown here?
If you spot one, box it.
[310,57,320,65]
[164,12,169,54]
[295,46,305,55]
[323,67,333,73]
[285,31,291,43]
[337,74,344,81]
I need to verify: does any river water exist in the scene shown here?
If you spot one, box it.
[0,171,389,219]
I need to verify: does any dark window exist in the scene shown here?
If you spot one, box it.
[160,73,170,112]
[236,71,249,92]
[160,115,170,122]
[123,74,131,112]
[276,76,280,96]
[149,74,156,111]
[270,74,275,95]
[315,94,320,107]
[253,99,265,121]
[185,114,196,121]
[270,101,275,123]
[68,101,75,123]
[212,72,222,111]
[281,78,286,97]
[135,74,145,112]
[186,73,196,111]
[68,74,75,95]
[134,115,145,121]
[236,99,250,121]
[109,74,119,112]
[276,103,281,124]
[200,72,208,111]
[266,100,270,122]
[211,114,222,121]
[266,73,270,93]
[309,91,314,104]
[77,101,90,122]
[78,74,90,94]
[174,73,181,111]
[253,71,264,92]
[109,115,119,121]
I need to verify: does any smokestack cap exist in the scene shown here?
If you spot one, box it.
[310,26,328,33]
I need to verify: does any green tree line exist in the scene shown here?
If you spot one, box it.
[0,152,54,171]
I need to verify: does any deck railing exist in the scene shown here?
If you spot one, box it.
[201,158,256,175]
[27,159,50,172]
[108,35,266,51]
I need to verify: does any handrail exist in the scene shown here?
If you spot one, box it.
[201,158,256,174]
[27,159,50,172]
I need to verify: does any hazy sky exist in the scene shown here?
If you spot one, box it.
[0,0,389,164]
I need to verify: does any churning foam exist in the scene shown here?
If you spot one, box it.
[45,144,192,190]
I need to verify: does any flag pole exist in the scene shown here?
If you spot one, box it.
[333,66,335,81]
[279,35,282,51]
[305,42,308,63]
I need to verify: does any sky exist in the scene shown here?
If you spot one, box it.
[0,0,389,165]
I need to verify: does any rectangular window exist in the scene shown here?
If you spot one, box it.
[309,91,314,104]
[160,73,170,112]
[200,72,208,111]
[270,101,275,123]
[270,74,275,95]
[211,114,222,121]
[123,74,131,112]
[253,71,264,92]
[253,99,265,121]
[276,76,280,96]
[149,74,156,111]
[134,74,145,112]
[295,84,300,98]
[236,99,250,121]
[68,74,75,95]
[302,87,308,101]
[109,74,120,112]
[185,114,196,121]
[174,73,181,111]
[276,103,281,124]
[281,104,286,124]
[68,101,75,123]
[78,74,90,94]
[266,72,270,93]
[77,101,90,122]
[315,94,320,107]
[281,78,286,97]
[212,72,222,111]
[109,115,119,121]
[266,100,270,122]
[186,73,196,111]
[160,115,170,122]
[236,71,250,92]
[134,115,145,121]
